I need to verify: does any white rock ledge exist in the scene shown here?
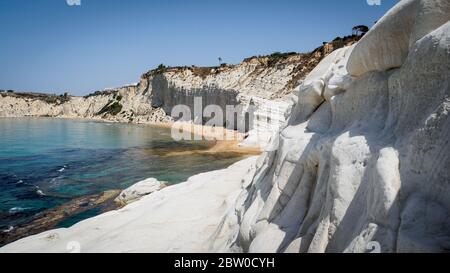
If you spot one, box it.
[0,157,259,253]
[115,178,162,206]
[1,0,449,254]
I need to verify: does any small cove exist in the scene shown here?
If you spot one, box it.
[0,117,250,241]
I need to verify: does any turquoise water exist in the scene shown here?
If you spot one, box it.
[0,118,246,231]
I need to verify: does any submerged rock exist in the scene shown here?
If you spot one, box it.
[0,190,121,247]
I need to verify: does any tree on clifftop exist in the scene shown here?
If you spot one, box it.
[352,25,369,36]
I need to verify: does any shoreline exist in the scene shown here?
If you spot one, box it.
[0,190,121,247]
[0,115,263,155]
[0,156,260,253]
[0,115,262,247]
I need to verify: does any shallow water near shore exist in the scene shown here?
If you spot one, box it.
[0,117,248,234]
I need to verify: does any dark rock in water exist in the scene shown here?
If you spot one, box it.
[79,201,89,207]
[0,189,121,247]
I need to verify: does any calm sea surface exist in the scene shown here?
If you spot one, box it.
[0,118,247,232]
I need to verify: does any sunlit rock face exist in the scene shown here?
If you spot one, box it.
[0,84,166,124]
[1,37,357,146]
[114,178,162,206]
[347,0,450,77]
[2,0,448,255]
[210,0,450,253]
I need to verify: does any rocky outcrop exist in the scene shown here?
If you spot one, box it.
[0,190,121,247]
[0,85,168,124]
[348,0,450,76]
[114,178,162,206]
[239,96,295,148]
[0,36,358,146]
[0,157,259,253]
[209,0,450,253]
[3,0,447,254]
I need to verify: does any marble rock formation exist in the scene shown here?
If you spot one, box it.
[210,0,450,253]
[1,0,449,253]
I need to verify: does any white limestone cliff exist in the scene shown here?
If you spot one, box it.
[209,0,450,253]
[0,38,356,146]
[1,0,448,253]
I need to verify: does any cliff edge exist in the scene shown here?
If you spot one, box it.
[210,0,450,253]
[1,0,449,253]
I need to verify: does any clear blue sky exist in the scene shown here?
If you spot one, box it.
[0,0,399,96]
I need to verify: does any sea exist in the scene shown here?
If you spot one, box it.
[0,117,247,233]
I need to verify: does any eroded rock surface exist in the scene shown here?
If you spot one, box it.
[1,0,448,253]
[210,1,450,253]
[115,178,162,206]
[0,157,258,253]
[0,36,358,146]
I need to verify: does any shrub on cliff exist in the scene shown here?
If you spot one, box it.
[352,25,369,36]
[267,51,298,66]
[97,101,123,116]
